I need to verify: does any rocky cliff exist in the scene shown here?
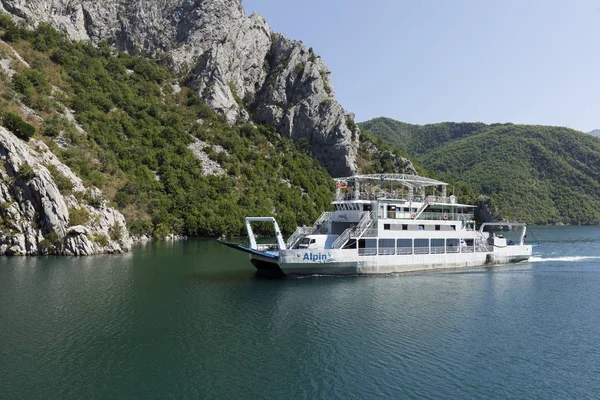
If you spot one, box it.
[0,0,360,177]
[0,127,131,255]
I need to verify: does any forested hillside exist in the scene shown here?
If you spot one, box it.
[360,117,600,224]
[0,18,335,236]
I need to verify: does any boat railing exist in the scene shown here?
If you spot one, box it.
[331,211,373,249]
[415,212,474,221]
[355,211,374,231]
[414,246,429,255]
[340,192,414,202]
[430,246,445,254]
[358,248,377,256]
[378,248,395,256]
[314,211,334,227]
[331,227,353,249]
[360,228,378,238]
[338,191,456,203]
[461,245,475,253]
[475,237,491,252]
[425,195,455,204]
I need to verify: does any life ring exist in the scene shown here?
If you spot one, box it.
[443,214,448,220]
[411,214,416,219]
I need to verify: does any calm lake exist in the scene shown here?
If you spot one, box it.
[1,226,600,399]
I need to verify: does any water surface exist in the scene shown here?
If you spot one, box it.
[1,226,600,399]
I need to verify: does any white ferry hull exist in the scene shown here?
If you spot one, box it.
[264,245,532,275]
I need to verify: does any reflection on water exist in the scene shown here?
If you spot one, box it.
[1,228,600,399]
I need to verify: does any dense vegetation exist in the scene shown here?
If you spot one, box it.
[0,16,335,236]
[360,117,600,224]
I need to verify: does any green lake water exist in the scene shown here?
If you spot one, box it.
[1,226,600,399]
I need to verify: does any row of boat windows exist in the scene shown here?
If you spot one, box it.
[357,238,474,256]
[384,224,457,231]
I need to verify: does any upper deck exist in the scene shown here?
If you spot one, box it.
[286,174,478,249]
[331,174,475,221]
[334,173,449,202]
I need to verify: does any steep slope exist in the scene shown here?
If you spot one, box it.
[0,127,131,255]
[0,19,336,237]
[360,117,600,224]
[0,0,359,176]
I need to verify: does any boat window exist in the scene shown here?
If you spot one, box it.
[446,238,459,253]
[418,225,425,230]
[358,239,377,256]
[384,224,391,230]
[387,206,396,219]
[300,238,310,244]
[402,224,408,231]
[414,238,429,254]
[431,239,445,254]
[403,207,410,212]
[378,239,395,255]
[364,204,372,212]
[310,239,316,244]
[450,225,456,231]
[397,239,412,255]
[435,225,440,231]
[461,239,474,253]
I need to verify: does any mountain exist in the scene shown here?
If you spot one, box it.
[589,129,600,138]
[0,0,360,177]
[359,117,600,225]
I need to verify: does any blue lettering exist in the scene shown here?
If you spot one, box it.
[303,253,329,262]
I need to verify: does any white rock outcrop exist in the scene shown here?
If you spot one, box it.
[0,127,132,255]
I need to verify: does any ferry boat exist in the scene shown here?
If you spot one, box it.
[220,174,532,275]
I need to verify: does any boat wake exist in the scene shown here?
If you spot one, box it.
[529,256,600,263]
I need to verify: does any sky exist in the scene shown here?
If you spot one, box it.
[243,0,599,132]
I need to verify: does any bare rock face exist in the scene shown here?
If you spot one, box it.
[0,127,132,255]
[0,0,359,177]
[255,35,358,177]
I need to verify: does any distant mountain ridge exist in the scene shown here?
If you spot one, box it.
[359,117,600,225]
[589,129,600,138]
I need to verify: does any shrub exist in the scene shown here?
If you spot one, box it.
[109,222,123,244]
[68,206,90,226]
[42,115,66,137]
[346,117,357,133]
[93,233,109,247]
[38,231,61,253]
[84,191,104,208]
[1,113,35,141]
[47,164,74,193]
[18,163,35,182]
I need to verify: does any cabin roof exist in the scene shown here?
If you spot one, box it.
[334,174,447,188]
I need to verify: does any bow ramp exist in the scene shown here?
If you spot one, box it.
[218,217,286,260]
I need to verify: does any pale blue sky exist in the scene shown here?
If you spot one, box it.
[243,0,599,132]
